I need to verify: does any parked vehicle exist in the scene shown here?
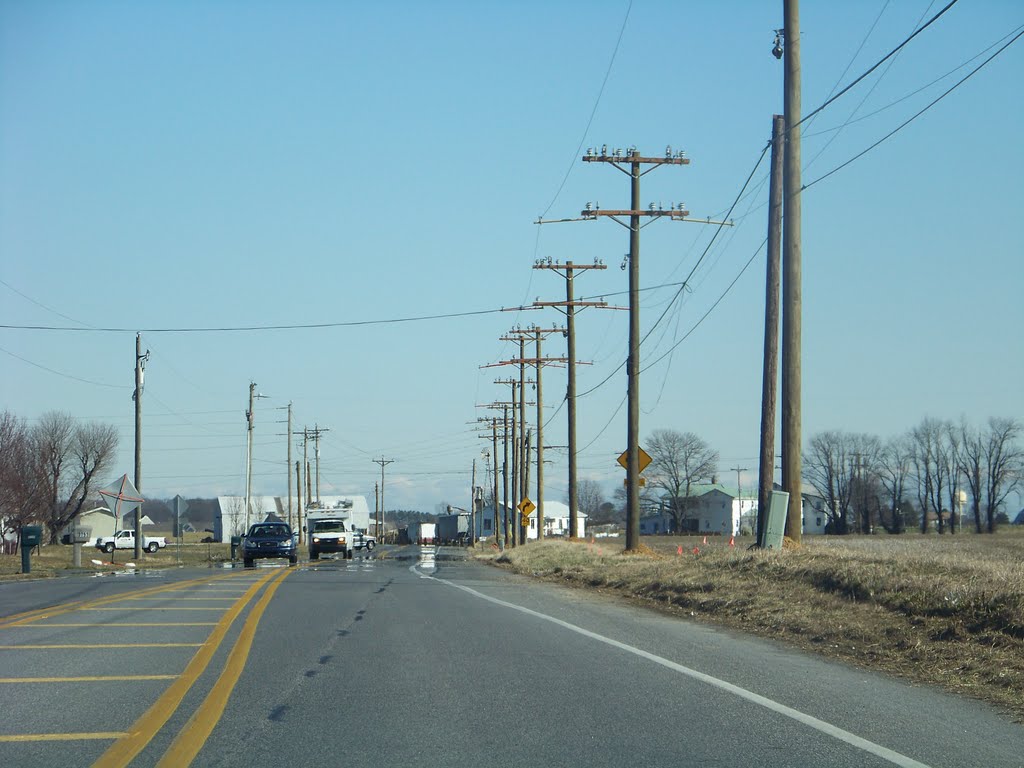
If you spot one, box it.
[353,531,376,551]
[437,512,470,544]
[305,512,354,560]
[95,530,167,554]
[240,522,297,567]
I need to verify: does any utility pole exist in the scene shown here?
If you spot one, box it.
[286,402,293,531]
[730,466,749,535]
[579,146,692,551]
[502,406,510,548]
[533,259,612,538]
[295,461,303,544]
[373,458,395,537]
[302,428,310,510]
[470,458,477,546]
[133,333,149,560]
[523,429,532,543]
[759,114,785,543]
[374,482,380,538]
[781,0,803,543]
[245,382,256,532]
[301,424,330,505]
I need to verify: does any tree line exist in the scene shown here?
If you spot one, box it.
[804,417,1022,535]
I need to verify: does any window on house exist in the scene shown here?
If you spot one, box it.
[816,517,821,527]
[484,519,491,531]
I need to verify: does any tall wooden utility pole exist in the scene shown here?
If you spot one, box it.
[523,429,532,543]
[781,0,803,543]
[244,382,257,532]
[286,402,293,531]
[302,428,309,511]
[373,458,394,538]
[133,333,149,560]
[470,459,477,546]
[534,260,615,538]
[303,424,329,505]
[374,482,380,538]
[581,147,691,551]
[502,406,510,548]
[759,114,785,542]
[295,461,302,544]
[730,466,749,534]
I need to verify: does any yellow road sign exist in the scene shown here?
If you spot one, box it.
[520,513,531,528]
[517,498,536,516]
[622,477,647,487]
[617,447,652,474]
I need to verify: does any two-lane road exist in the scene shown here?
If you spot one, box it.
[1,548,1021,767]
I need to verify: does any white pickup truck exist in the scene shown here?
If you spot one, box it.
[95,530,167,554]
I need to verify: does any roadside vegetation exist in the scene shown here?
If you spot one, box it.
[478,530,1024,721]
[0,532,232,580]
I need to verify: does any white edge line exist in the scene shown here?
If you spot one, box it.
[411,564,932,768]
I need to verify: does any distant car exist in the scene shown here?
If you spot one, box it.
[240,522,297,567]
[353,532,376,552]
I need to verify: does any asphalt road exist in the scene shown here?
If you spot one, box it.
[1,546,1021,768]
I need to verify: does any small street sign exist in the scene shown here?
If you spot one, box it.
[617,447,652,473]
[622,477,647,487]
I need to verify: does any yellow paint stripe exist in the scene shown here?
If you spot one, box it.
[0,572,250,629]
[156,568,292,768]
[4,622,219,627]
[83,607,227,612]
[0,732,127,743]
[0,643,203,649]
[91,570,278,768]
[119,597,239,601]
[0,675,177,683]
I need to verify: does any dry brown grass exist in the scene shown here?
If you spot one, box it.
[0,532,232,580]
[479,529,1024,721]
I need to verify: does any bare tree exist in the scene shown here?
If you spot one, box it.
[940,422,963,534]
[44,421,119,543]
[910,418,947,534]
[645,429,719,533]
[982,417,1023,533]
[960,420,986,533]
[803,431,853,534]
[848,433,882,534]
[877,435,912,534]
[574,479,606,522]
[0,411,43,540]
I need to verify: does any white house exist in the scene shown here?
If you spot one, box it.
[642,486,739,536]
[215,495,370,541]
[60,506,116,546]
[473,500,586,542]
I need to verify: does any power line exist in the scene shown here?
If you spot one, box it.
[804,27,1024,191]
[0,344,128,388]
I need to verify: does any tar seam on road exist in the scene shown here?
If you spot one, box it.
[411,565,932,768]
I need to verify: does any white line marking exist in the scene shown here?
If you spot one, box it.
[411,565,931,768]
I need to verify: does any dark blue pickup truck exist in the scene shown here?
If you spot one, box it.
[241,522,297,567]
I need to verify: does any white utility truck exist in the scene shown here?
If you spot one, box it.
[305,510,356,560]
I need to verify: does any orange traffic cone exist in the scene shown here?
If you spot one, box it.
[728,535,735,547]
[692,546,700,555]
[677,545,683,555]
[702,535,708,545]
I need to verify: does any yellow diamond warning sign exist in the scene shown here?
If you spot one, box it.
[517,498,536,516]
[617,447,652,474]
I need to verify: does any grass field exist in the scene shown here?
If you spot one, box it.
[0,531,232,579]
[478,529,1024,721]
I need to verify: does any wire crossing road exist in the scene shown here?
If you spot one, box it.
[1,549,1021,768]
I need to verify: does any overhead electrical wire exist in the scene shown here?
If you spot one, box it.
[804,27,1024,191]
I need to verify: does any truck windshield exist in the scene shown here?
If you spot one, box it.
[312,521,346,533]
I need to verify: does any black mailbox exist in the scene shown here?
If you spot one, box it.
[21,525,43,548]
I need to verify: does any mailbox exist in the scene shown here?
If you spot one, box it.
[73,527,92,544]
[21,525,43,548]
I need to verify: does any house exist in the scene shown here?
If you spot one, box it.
[650,485,739,536]
[1013,509,1024,525]
[474,502,514,541]
[214,495,370,541]
[524,500,587,539]
[60,506,116,546]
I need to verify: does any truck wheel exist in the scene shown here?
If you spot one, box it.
[243,558,254,568]
[346,549,354,560]
[310,549,319,560]
[289,554,297,566]
[104,543,115,554]
[146,542,159,554]
[365,541,375,551]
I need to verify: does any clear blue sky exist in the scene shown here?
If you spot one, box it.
[2,1,1022,513]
